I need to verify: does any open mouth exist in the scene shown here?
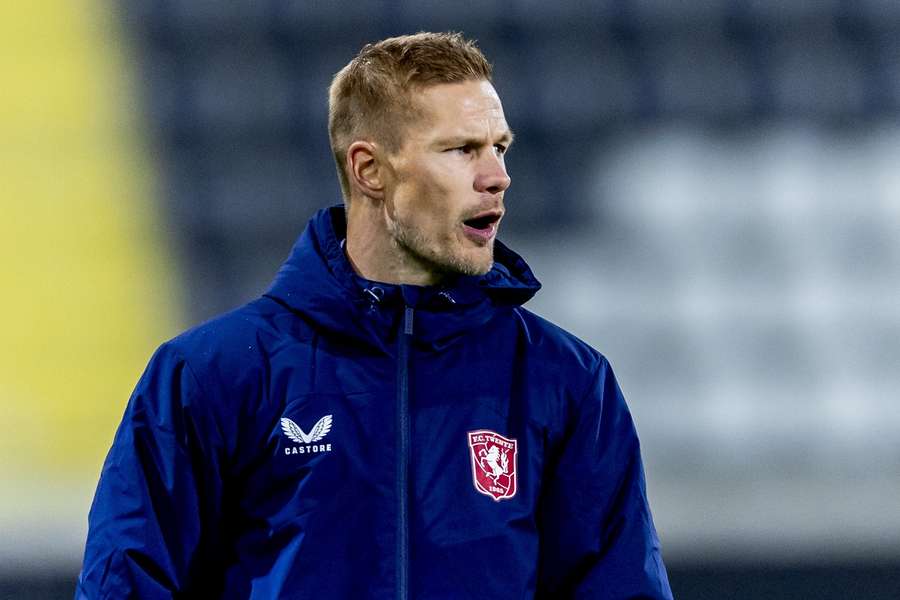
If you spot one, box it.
[463,212,502,231]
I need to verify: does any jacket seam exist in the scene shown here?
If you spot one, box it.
[564,355,606,438]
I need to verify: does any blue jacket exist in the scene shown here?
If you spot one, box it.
[77,206,672,599]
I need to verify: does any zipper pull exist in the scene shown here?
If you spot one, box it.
[403,306,414,335]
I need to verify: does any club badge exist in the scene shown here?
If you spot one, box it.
[467,429,517,501]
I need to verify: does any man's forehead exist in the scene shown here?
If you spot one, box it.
[412,80,509,135]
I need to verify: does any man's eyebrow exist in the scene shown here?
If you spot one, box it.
[434,129,516,147]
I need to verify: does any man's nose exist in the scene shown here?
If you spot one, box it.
[474,151,511,195]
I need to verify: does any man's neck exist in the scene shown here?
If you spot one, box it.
[344,199,443,287]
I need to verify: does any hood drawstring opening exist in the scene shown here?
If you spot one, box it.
[437,291,456,307]
[363,286,385,313]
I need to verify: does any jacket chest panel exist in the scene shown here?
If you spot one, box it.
[234,391,393,533]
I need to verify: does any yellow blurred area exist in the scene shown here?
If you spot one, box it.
[0,1,182,485]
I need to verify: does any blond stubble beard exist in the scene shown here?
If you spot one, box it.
[386,216,494,278]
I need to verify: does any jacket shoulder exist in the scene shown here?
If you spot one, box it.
[160,296,309,398]
[513,307,607,376]
[510,307,617,432]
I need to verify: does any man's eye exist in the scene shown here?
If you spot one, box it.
[452,145,473,154]
[494,144,507,155]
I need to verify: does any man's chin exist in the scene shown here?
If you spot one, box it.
[459,264,493,277]
[446,252,493,277]
[472,259,494,276]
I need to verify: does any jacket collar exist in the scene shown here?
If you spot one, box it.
[265,205,541,351]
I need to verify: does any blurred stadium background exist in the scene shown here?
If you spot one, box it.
[2,0,899,598]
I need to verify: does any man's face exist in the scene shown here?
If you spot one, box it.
[381,80,513,279]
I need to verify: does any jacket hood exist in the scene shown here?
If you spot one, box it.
[265,205,541,352]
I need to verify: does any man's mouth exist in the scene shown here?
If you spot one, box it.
[462,211,503,244]
[463,211,502,231]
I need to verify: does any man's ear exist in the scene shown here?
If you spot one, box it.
[347,141,386,200]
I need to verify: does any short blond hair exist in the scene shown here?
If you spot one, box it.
[328,32,493,201]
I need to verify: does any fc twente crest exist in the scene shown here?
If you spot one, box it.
[468,429,517,501]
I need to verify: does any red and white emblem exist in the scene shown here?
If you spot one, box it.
[467,429,517,501]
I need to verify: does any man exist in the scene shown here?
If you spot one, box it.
[77,32,672,599]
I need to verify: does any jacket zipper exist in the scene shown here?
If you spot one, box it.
[396,306,414,600]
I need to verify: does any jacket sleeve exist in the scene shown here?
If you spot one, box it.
[536,357,673,599]
[75,344,226,599]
